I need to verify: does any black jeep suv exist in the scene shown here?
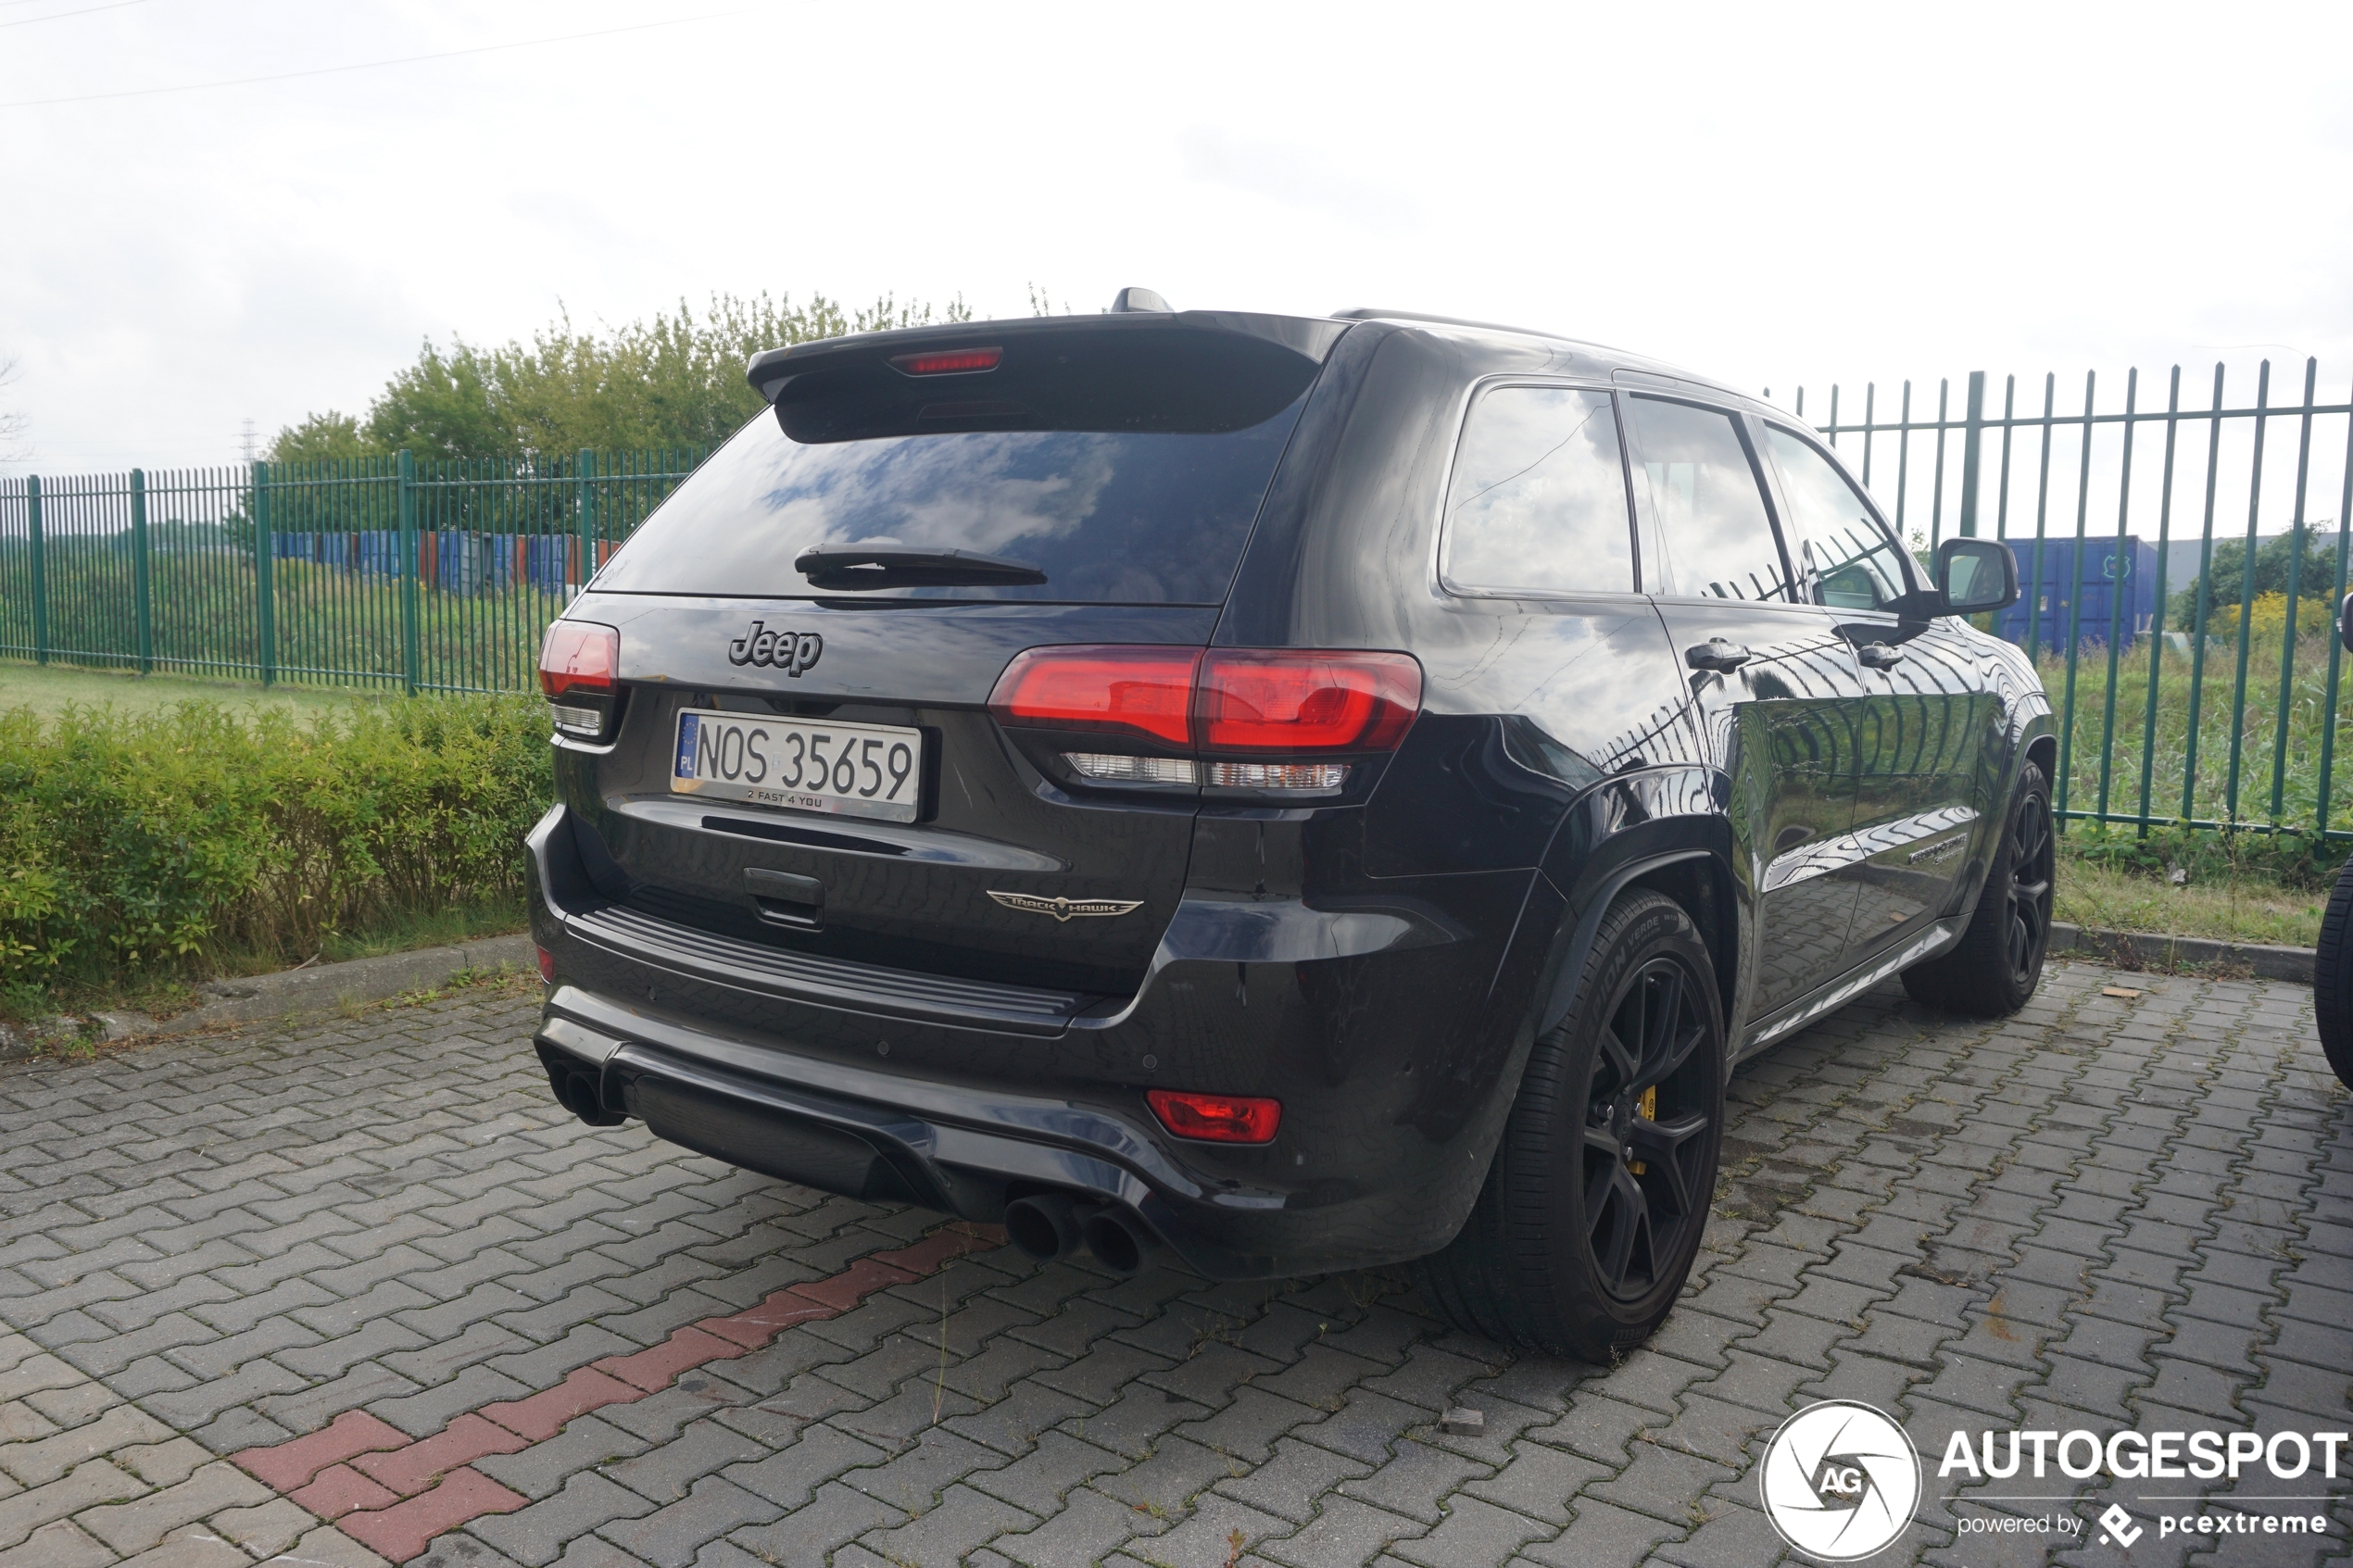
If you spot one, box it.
[525,297,2053,1359]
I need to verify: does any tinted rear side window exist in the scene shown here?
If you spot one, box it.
[1623,395,1792,601]
[1442,385,1635,596]
[593,357,1313,604]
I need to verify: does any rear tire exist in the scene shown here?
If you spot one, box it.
[1901,761,2054,1018]
[1414,891,1726,1361]
[2312,854,2353,1090]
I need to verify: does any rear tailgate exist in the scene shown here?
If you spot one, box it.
[568,596,1215,998]
[548,311,1347,1004]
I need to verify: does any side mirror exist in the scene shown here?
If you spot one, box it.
[1936,537,2019,615]
[2340,591,2353,654]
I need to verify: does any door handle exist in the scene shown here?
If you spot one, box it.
[1856,642,1906,669]
[1685,638,1753,671]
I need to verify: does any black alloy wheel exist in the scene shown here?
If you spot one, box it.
[2005,783,2056,985]
[1579,958,1714,1302]
[1902,759,2055,1017]
[1414,890,1728,1361]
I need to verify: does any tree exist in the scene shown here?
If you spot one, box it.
[0,357,27,466]
[2168,523,2340,631]
[271,291,971,467]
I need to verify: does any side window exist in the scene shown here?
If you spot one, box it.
[1622,395,1791,601]
[1763,426,1911,610]
[1442,385,1635,595]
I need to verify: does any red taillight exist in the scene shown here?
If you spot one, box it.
[1197,650,1421,753]
[538,621,618,700]
[890,347,1003,376]
[989,646,1202,747]
[535,944,555,985]
[988,646,1422,760]
[1148,1089,1282,1144]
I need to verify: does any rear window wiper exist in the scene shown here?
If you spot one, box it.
[794,544,1048,589]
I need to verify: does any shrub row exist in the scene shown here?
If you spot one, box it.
[0,695,550,996]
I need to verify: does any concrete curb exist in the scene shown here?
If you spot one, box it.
[0,916,2317,1066]
[2050,921,2314,981]
[1,933,536,1060]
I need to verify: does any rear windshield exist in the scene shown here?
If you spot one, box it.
[593,343,1315,604]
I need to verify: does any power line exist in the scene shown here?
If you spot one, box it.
[0,1,154,30]
[0,6,756,107]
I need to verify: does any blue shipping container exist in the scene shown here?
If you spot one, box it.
[1994,535,2158,652]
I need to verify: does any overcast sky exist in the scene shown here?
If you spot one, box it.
[6,0,2353,479]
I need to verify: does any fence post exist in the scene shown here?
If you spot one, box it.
[1957,370,1986,538]
[130,469,152,674]
[576,448,595,598]
[252,461,276,685]
[26,475,44,665]
[397,449,420,696]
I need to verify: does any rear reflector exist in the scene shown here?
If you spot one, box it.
[890,346,1003,376]
[1147,1089,1282,1144]
[990,646,1200,747]
[535,945,555,985]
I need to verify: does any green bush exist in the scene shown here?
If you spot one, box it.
[0,694,550,997]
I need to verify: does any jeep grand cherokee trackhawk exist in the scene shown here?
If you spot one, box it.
[524,294,2052,1359]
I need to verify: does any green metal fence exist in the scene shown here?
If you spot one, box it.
[1781,359,2353,842]
[6,362,2353,843]
[0,449,699,696]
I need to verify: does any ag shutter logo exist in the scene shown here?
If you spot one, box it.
[1760,1400,1922,1562]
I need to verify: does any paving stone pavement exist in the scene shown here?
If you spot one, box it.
[0,960,2347,1568]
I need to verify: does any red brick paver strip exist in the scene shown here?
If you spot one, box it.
[224,1222,1001,1560]
[474,1365,643,1443]
[352,1413,532,1497]
[784,1253,919,1311]
[336,1466,529,1562]
[697,1290,837,1348]
[231,1409,410,1492]
[591,1323,749,1392]
[289,1461,401,1521]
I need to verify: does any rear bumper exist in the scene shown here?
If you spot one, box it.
[525,802,1560,1280]
[535,985,1310,1277]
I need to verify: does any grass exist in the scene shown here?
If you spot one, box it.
[2035,629,2351,843]
[0,659,391,723]
[2054,840,2326,948]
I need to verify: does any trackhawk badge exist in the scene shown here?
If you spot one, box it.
[988,891,1145,922]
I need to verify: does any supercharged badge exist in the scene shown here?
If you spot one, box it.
[988,891,1145,922]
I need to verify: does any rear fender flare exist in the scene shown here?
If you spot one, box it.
[1534,847,1722,1043]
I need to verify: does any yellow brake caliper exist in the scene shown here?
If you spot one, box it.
[1628,1085,1656,1175]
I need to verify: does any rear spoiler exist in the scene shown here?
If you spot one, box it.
[745,311,1352,405]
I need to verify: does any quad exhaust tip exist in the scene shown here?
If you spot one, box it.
[537,1044,624,1128]
[1003,1192,1155,1275]
[1003,1193,1083,1262]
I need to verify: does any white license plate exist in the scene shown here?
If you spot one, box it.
[670,708,922,823]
